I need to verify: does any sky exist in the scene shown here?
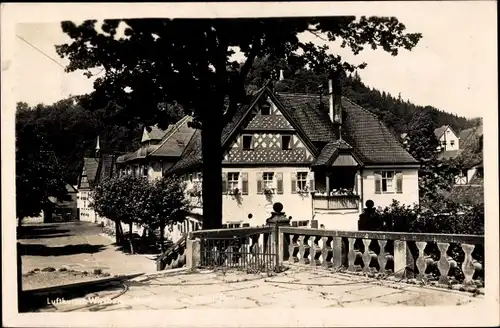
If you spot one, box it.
[10,2,497,119]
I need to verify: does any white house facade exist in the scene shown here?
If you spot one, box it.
[434,125,460,152]
[167,80,420,231]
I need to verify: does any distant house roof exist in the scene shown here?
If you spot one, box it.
[141,125,167,143]
[80,154,117,189]
[434,125,460,139]
[457,121,483,169]
[117,116,195,164]
[167,85,418,174]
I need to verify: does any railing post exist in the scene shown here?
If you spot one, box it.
[186,236,200,270]
[266,202,290,272]
[394,240,414,278]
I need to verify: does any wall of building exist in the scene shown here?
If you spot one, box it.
[361,168,419,208]
[220,166,313,227]
[77,189,97,223]
[439,127,460,151]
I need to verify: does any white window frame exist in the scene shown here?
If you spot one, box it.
[227,172,240,193]
[381,171,396,193]
[296,172,308,192]
[263,172,275,190]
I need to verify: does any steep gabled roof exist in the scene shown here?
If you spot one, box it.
[149,116,195,157]
[80,154,116,189]
[434,125,458,140]
[168,129,202,173]
[168,87,418,173]
[141,125,167,143]
[117,116,195,163]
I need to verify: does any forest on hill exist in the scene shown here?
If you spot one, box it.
[16,59,476,184]
[246,57,475,137]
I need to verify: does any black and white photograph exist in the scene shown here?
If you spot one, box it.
[2,2,498,327]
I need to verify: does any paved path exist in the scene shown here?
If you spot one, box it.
[39,266,484,312]
[18,222,157,275]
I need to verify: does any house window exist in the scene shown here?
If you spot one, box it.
[242,135,253,150]
[441,141,447,146]
[375,171,403,194]
[227,172,240,192]
[298,220,309,227]
[142,165,148,177]
[227,223,241,228]
[382,171,394,192]
[260,103,271,115]
[282,135,292,150]
[297,172,308,191]
[450,140,455,146]
[263,172,274,190]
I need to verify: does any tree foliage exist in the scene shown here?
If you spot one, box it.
[16,104,70,223]
[56,16,424,229]
[144,175,191,251]
[90,175,149,242]
[405,111,459,204]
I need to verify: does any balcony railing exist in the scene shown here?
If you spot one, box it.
[312,194,360,210]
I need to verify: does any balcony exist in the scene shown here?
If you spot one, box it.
[312,193,360,210]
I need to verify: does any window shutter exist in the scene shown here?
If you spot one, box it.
[396,171,403,194]
[241,172,248,195]
[256,172,263,194]
[374,171,382,194]
[276,172,284,194]
[309,171,315,191]
[222,173,228,194]
[291,172,297,194]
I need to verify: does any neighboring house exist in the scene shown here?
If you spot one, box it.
[446,121,484,206]
[48,183,78,221]
[164,80,420,231]
[76,153,118,225]
[115,118,202,241]
[434,125,460,152]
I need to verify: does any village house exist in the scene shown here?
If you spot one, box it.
[76,142,118,225]
[161,79,420,231]
[115,116,202,241]
[434,125,460,152]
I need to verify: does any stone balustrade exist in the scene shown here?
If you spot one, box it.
[280,227,484,286]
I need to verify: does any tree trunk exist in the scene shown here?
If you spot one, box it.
[129,222,133,235]
[115,219,124,244]
[201,108,223,230]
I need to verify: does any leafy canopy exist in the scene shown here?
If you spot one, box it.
[16,104,70,219]
[56,17,422,128]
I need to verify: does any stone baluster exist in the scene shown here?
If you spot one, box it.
[394,240,414,278]
[288,234,300,263]
[436,242,451,284]
[461,244,476,286]
[299,235,311,265]
[310,235,322,267]
[415,241,428,280]
[347,238,356,272]
[377,240,387,274]
[332,237,344,268]
[361,239,372,273]
[321,236,333,268]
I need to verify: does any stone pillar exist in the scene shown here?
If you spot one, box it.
[394,240,414,278]
[266,202,291,269]
[186,238,201,270]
